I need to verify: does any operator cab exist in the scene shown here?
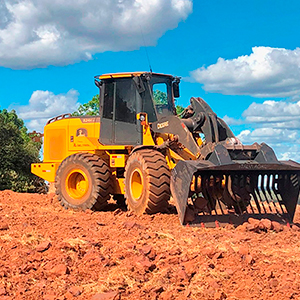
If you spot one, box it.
[95,72,180,145]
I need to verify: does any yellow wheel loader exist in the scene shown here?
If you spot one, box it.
[32,72,300,226]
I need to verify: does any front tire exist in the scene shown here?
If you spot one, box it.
[55,153,112,210]
[124,149,170,214]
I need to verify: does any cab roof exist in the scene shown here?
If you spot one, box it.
[98,72,174,80]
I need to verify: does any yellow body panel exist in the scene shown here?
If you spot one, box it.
[43,116,128,164]
[68,117,100,152]
[44,117,97,162]
[141,125,155,146]
[31,162,59,182]
[115,178,125,194]
[109,154,127,168]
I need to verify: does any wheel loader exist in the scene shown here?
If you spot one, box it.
[32,72,300,226]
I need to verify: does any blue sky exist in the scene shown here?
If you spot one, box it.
[1,0,300,160]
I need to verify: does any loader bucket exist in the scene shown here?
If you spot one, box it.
[171,144,300,227]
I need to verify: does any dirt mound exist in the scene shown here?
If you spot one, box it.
[0,190,300,299]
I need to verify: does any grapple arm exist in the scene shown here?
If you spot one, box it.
[153,97,300,226]
[181,97,235,143]
[171,142,300,226]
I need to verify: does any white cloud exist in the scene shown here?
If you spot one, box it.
[242,100,300,129]
[278,145,300,162]
[236,128,300,161]
[222,115,243,126]
[191,46,300,98]
[0,0,192,69]
[237,128,298,144]
[16,89,79,131]
[223,98,300,161]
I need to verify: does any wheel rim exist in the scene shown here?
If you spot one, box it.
[130,168,144,201]
[65,169,89,201]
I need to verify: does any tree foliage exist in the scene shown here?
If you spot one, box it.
[72,95,99,116]
[176,105,185,116]
[153,90,168,105]
[0,109,44,192]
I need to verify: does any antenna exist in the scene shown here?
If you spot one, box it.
[140,26,153,73]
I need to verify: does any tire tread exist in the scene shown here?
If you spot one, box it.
[55,153,112,210]
[125,149,171,214]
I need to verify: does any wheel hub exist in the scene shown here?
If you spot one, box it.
[66,169,89,201]
[130,168,144,200]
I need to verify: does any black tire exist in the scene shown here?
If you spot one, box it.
[55,153,112,210]
[124,149,170,214]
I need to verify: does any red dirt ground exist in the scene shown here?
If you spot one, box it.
[0,190,300,300]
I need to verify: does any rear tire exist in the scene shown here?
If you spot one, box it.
[55,153,112,210]
[124,149,170,214]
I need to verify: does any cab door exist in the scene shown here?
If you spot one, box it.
[99,78,142,145]
[99,80,114,144]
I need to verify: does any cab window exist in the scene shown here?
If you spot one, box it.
[152,82,173,117]
[103,82,114,119]
[115,79,136,124]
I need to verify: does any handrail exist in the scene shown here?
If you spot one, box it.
[46,113,72,125]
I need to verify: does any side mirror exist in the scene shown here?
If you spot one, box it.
[173,81,180,98]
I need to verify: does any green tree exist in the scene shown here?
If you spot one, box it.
[0,109,44,192]
[153,90,168,105]
[72,95,99,116]
[176,105,185,116]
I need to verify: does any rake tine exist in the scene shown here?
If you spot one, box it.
[232,174,243,215]
[261,173,276,214]
[246,174,256,214]
[201,175,212,214]
[214,175,225,215]
[277,173,290,214]
[252,174,266,214]
[207,176,218,215]
[266,173,282,214]
[260,174,270,214]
